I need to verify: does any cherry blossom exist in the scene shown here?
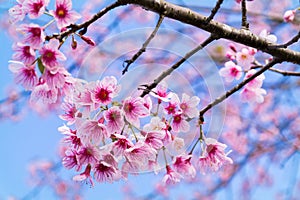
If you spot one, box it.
[240,87,267,104]
[73,164,94,186]
[94,160,121,183]
[12,43,36,65]
[39,40,66,71]
[150,81,173,103]
[244,69,265,89]
[171,113,190,133]
[59,103,78,125]
[8,61,38,90]
[236,48,254,70]
[283,10,296,22]
[259,29,277,43]
[173,154,196,178]
[30,82,59,104]
[179,93,200,118]
[50,0,81,29]
[23,0,50,19]
[103,106,125,134]
[18,23,45,49]
[8,0,26,23]
[62,149,81,171]
[162,165,182,185]
[219,61,242,82]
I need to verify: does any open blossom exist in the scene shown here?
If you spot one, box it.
[77,145,100,166]
[111,134,134,157]
[77,119,109,145]
[62,149,81,171]
[40,40,66,70]
[240,87,267,103]
[12,43,36,65]
[73,164,94,187]
[42,67,69,89]
[8,61,38,90]
[30,82,59,104]
[173,154,196,178]
[171,113,190,133]
[90,76,120,107]
[283,10,296,22]
[259,29,277,43]
[94,160,121,183]
[219,61,242,83]
[104,106,125,134]
[23,0,49,19]
[179,93,200,118]
[58,125,81,149]
[123,96,150,127]
[143,116,166,132]
[59,102,78,125]
[164,93,179,115]
[198,138,232,174]
[151,81,173,103]
[18,23,45,49]
[244,69,265,89]
[50,0,81,29]
[236,48,254,70]
[9,0,26,23]
[162,165,182,185]
[145,131,165,150]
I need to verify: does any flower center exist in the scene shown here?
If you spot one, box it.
[56,6,67,18]
[30,27,41,37]
[33,2,43,14]
[96,88,110,102]
[173,115,181,123]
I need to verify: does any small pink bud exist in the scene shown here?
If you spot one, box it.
[80,35,96,46]
[283,10,296,22]
[60,27,67,32]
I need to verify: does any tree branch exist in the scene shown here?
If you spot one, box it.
[121,0,300,65]
[45,1,124,41]
[272,31,300,48]
[122,15,165,75]
[140,35,217,97]
[241,0,249,29]
[199,58,282,122]
[205,0,224,23]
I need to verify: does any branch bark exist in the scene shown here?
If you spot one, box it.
[121,0,300,65]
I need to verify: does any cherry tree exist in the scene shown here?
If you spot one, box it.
[1,0,300,199]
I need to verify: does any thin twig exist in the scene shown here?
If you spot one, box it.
[199,58,282,122]
[271,31,300,48]
[241,0,249,29]
[122,15,165,75]
[205,0,224,23]
[252,65,300,76]
[45,1,124,41]
[140,35,217,97]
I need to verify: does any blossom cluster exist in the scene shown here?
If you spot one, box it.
[218,30,276,104]
[58,79,232,185]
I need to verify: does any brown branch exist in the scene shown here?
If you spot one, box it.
[140,35,217,97]
[199,58,282,122]
[45,1,124,41]
[241,0,249,29]
[122,15,165,75]
[205,0,224,23]
[271,31,300,48]
[252,64,300,76]
[120,0,300,65]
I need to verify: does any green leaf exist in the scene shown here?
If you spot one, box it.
[37,57,45,74]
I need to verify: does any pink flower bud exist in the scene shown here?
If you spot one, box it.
[283,10,296,22]
[80,35,96,46]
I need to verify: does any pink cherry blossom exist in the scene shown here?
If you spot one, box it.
[173,154,196,178]
[8,0,26,23]
[76,145,100,166]
[77,119,109,145]
[123,96,150,127]
[111,134,134,157]
[162,165,182,185]
[30,82,59,104]
[240,87,267,103]
[124,141,157,168]
[50,0,81,29]
[145,131,165,150]
[151,81,173,103]
[59,103,78,125]
[58,125,81,149]
[90,76,120,107]
[104,106,125,134]
[164,93,179,115]
[62,149,81,171]
[179,93,200,118]
[18,23,45,49]
[39,40,66,70]
[8,61,38,90]
[94,160,121,183]
[283,10,296,22]
[73,164,94,187]
[12,43,36,65]
[42,67,69,89]
[236,48,254,70]
[198,138,232,174]
[171,113,190,133]
[219,61,243,82]
[23,0,49,19]
[244,69,265,89]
